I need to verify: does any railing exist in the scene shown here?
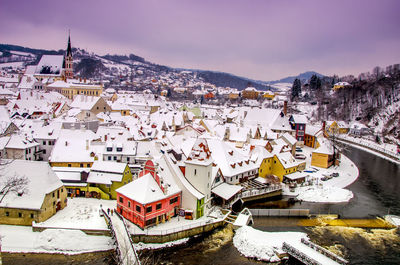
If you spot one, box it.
[300,238,348,265]
[102,209,122,265]
[136,218,219,236]
[282,242,321,265]
[336,135,399,160]
[115,211,141,265]
[228,184,282,207]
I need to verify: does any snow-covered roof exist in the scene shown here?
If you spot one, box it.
[35,55,64,76]
[305,125,322,136]
[90,161,127,174]
[290,114,308,124]
[5,134,39,149]
[87,171,122,185]
[70,95,101,111]
[0,160,63,210]
[275,152,299,169]
[212,182,243,200]
[49,129,96,163]
[314,139,334,155]
[281,132,297,146]
[116,173,180,205]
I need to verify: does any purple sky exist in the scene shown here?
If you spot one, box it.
[1,0,400,80]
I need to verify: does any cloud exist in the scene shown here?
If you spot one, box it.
[1,0,400,80]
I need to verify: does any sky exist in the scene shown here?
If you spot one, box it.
[1,0,400,81]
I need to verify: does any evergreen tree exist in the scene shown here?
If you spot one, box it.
[291,78,301,100]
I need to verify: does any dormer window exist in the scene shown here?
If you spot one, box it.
[106,147,112,152]
[116,147,122,152]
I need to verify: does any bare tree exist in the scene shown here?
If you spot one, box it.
[0,160,29,203]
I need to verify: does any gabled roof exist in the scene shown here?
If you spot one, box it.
[290,114,308,124]
[35,55,64,76]
[70,95,102,111]
[281,132,297,146]
[116,173,179,205]
[0,160,63,210]
[90,161,127,174]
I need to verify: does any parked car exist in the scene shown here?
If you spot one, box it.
[295,154,306,160]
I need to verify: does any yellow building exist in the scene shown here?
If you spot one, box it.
[241,87,259,99]
[311,139,334,168]
[53,161,133,200]
[332,82,350,91]
[86,161,133,199]
[263,91,276,100]
[0,160,67,226]
[259,152,305,182]
[47,80,103,99]
[326,121,349,135]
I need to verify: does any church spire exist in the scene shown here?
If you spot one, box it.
[66,30,72,57]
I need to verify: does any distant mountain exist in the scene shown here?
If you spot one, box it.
[0,43,319,91]
[268,71,325,84]
[194,70,273,91]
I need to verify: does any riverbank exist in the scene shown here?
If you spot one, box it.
[1,250,115,265]
[337,135,400,165]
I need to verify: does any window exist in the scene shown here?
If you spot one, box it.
[170,197,178,204]
[5,211,9,216]
[156,203,162,210]
[146,206,152,213]
[52,192,55,197]
[106,147,112,152]
[18,213,22,218]
[87,164,90,167]
[68,164,71,167]
[30,213,34,219]
[136,205,141,213]
[194,169,197,175]
[80,163,83,168]
[43,150,46,154]
[114,156,117,161]
[126,157,130,162]
[119,197,124,203]
[108,156,111,161]
[43,141,46,145]
[128,201,131,208]
[116,147,122,152]
[53,201,55,206]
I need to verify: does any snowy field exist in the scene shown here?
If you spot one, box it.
[233,225,307,262]
[0,225,113,254]
[35,198,116,230]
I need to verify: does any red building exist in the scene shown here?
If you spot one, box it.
[116,160,181,229]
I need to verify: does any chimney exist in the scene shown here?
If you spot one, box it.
[283,101,287,116]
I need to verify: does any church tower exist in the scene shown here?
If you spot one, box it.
[64,32,73,79]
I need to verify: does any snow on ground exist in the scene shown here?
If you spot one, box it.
[233,225,307,262]
[0,61,25,69]
[134,238,189,251]
[297,186,353,203]
[0,225,113,254]
[385,215,400,227]
[126,211,221,236]
[35,198,116,230]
